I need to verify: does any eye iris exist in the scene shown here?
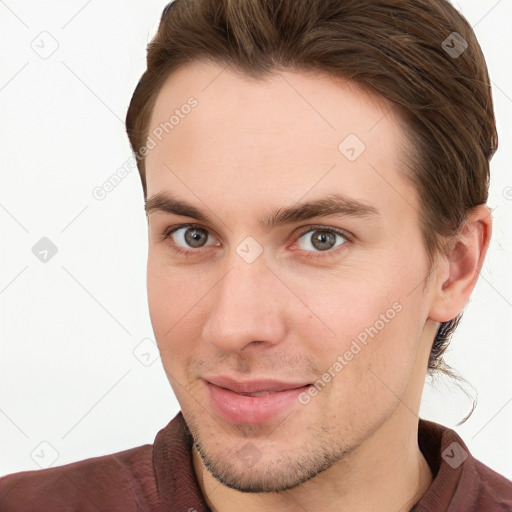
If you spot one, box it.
[184,228,208,248]
[311,231,336,251]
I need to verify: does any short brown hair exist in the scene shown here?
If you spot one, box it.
[125,0,497,389]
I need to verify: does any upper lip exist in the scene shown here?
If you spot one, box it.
[205,375,311,393]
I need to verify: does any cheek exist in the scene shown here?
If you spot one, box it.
[291,259,423,383]
[325,288,425,417]
[146,256,205,361]
[147,258,174,337]
[289,267,400,349]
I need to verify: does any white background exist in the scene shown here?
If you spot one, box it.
[1,0,511,480]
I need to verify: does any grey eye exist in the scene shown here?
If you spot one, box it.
[297,229,347,252]
[173,227,212,248]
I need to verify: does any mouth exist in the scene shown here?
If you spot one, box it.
[205,375,311,394]
[203,376,312,425]
[236,390,279,397]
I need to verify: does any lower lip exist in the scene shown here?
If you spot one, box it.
[206,382,310,425]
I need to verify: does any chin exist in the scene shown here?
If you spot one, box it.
[193,431,347,493]
[197,443,330,492]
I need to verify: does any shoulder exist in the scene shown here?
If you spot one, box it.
[0,444,155,512]
[415,418,512,511]
[472,458,512,510]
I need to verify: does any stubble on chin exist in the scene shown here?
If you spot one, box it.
[184,408,352,493]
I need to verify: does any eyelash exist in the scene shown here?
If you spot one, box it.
[162,223,352,259]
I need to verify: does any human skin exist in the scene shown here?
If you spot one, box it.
[144,61,491,512]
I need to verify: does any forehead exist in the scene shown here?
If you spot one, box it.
[145,61,417,224]
[148,60,403,148]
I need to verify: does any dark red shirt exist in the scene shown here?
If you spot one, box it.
[1,412,511,511]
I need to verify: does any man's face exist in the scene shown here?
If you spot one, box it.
[145,61,438,492]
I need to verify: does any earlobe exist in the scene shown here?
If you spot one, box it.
[428,205,492,323]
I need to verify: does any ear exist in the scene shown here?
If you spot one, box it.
[428,205,493,323]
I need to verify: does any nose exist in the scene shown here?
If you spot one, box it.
[201,255,288,354]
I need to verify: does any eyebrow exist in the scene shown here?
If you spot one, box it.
[145,192,380,230]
